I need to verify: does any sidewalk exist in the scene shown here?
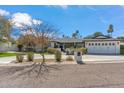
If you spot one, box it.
[0,54,124,64]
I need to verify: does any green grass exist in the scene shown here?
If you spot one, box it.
[0,52,52,57]
[120,49,124,55]
[120,45,124,55]
[0,52,17,57]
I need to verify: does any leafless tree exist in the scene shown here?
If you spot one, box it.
[15,22,60,78]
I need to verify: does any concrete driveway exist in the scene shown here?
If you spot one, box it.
[82,55,124,63]
[0,54,124,64]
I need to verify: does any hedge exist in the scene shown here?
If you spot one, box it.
[47,48,57,54]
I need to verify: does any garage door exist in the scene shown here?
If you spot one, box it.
[87,43,117,54]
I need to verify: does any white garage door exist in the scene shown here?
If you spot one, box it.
[86,42,117,54]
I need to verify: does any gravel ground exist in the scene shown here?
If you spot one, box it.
[0,63,124,88]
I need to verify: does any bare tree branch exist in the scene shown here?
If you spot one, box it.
[16,20,59,78]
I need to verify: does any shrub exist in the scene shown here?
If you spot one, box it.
[27,52,34,61]
[67,48,87,55]
[80,48,87,54]
[55,50,62,62]
[66,56,74,61]
[73,48,87,54]
[47,48,57,54]
[16,53,24,62]
[66,48,75,55]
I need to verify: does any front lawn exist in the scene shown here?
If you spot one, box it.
[120,45,124,55]
[0,52,17,57]
[0,52,52,57]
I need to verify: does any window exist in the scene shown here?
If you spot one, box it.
[95,43,97,46]
[105,43,107,46]
[112,43,115,45]
[92,43,94,46]
[98,43,100,46]
[89,43,91,46]
[102,43,104,46]
[77,52,81,56]
[117,42,119,45]
[109,43,111,46]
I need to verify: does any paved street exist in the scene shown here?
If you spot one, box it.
[0,63,124,87]
[0,54,124,87]
[0,54,124,64]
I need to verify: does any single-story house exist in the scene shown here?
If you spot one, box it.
[0,35,122,55]
[50,38,84,51]
[50,35,121,55]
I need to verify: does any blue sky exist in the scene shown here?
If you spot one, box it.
[0,5,124,38]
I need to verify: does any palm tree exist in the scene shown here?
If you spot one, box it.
[72,32,77,38]
[107,24,113,37]
[72,30,80,39]
[76,30,79,35]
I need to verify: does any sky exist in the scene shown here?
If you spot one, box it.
[0,5,124,38]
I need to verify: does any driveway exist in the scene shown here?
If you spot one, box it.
[0,54,124,64]
[82,55,124,63]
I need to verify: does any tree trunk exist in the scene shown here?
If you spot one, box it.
[42,53,45,63]
[111,32,112,38]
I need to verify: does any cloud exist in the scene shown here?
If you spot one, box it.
[33,19,42,25]
[58,5,68,9]
[11,12,32,27]
[119,5,124,9]
[85,6,97,11]
[11,12,42,28]
[0,9,10,16]
[47,5,68,10]
[21,29,33,35]
[99,16,108,24]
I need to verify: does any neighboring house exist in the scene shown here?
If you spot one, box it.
[0,36,18,52]
[0,41,17,52]
[0,41,11,52]
[50,35,121,55]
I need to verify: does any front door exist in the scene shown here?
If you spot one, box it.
[60,45,64,51]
